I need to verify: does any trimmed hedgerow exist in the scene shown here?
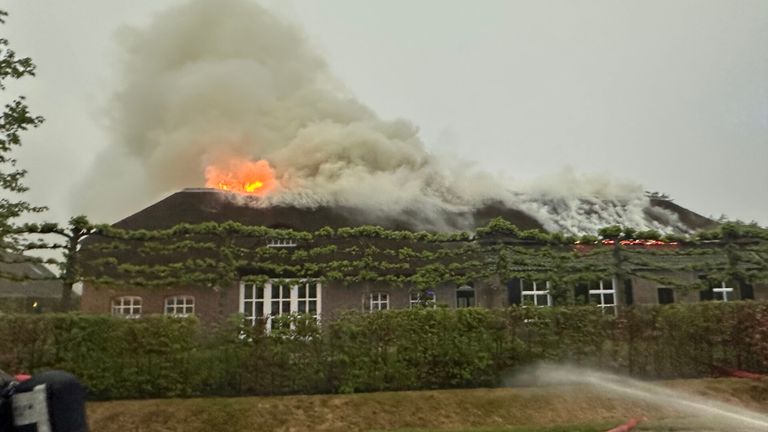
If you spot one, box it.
[1,302,766,399]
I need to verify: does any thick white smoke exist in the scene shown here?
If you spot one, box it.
[75,0,686,234]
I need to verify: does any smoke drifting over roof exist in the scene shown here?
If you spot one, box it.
[76,0,701,234]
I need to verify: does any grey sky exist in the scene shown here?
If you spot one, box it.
[3,0,767,226]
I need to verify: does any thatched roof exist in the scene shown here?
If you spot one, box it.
[111,188,716,233]
[112,188,545,232]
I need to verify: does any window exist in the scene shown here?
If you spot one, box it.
[456,285,475,308]
[266,239,297,248]
[370,292,389,311]
[574,283,589,305]
[409,290,436,308]
[164,296,195,317]
[242,282,266,326]
[521,280,552,307]
[712,281,734,302]
[297,282,319,315]
[657,287,675,305]
[240,280,322,329]
[623,279,634,306]
[700,280,734,302]
[699,286,713,301]
[589,279,616,315]
[740,281,755,300]
[112,296,142,318]
[271,283,292,317]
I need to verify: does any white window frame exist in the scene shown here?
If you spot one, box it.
[521,280,552,307]
[369,292,390,311]
[589,278,617,315]
[296,281,320,316]
[239,280,322,330]
[409,290,437,308]
[266,239,297,248]
[164,295,195,317]
[111,296,142,319]
[713,281,734,302]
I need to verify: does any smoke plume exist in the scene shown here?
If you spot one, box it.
[75,0,685,234]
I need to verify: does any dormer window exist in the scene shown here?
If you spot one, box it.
[266,239,297,248]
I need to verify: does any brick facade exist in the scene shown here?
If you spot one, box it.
[81,283,239,323]
[81,275,768,324]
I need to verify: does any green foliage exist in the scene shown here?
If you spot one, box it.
[0,10,46,248]
[327,308,506,393]
[634,229,661,240]
[10,213,768,315]
[2,302,766,400]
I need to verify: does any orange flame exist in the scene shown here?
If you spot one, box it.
[205,159,277,196]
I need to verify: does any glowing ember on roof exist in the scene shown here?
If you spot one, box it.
[205,159,277,195]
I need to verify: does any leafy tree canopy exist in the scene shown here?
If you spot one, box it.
[0,10,46,251]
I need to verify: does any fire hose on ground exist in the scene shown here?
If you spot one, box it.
[605,417,642,432]
[711,365,765,381]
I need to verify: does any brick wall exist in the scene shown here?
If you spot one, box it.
[81,282,238,323]
[320,281,471,320]
[81,277,768,325]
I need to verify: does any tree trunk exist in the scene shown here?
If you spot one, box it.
[60,280,73,312]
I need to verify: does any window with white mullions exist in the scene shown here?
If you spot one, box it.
[164,295,195,317]
[370,292,389,311]
[588,279,617,315]
[297,282,319,316]
[521,280,552,307]
[242,283,266,326]
[270,283,292,316]
[712,281,734,302]
[111,296,142,318]
[240,280,322,330]
[270,283,293,330]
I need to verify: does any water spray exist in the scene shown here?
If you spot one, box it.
[529,364,768,431]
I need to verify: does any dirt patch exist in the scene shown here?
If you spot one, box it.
[86,378,768,432]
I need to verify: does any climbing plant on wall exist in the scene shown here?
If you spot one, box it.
[16,215,768,304]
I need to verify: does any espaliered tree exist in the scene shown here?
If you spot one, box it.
[14,214,768,313]
[77,219,768,301]
[693,222,768,290]
[16,216,99,310]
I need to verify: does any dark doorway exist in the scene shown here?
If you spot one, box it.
[624,279,634,306]
[456,285,475,308]
[507,278,521,306]
[740,281,755,300]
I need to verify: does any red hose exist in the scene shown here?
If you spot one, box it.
[713,365,765,381]
[606,418,642,432]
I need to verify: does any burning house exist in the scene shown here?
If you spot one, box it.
[75,1,766,325]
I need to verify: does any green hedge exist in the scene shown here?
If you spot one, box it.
[1,302,766,399]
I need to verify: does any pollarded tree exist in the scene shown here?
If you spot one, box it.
[0,10,46,251]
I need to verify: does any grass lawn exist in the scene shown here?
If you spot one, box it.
[86,378,768,432]
[383,425,611,432]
